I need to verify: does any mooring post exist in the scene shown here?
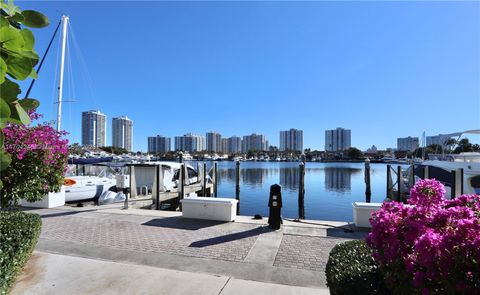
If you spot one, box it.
[386,164,391,199]
[423,165,429,179]
[155,165,160,210]
[451,170,457,199]
[214,162,218,198]
[203,162,207,197]
[364,158,371,203]
[196,162,201,183]
[179,153,183,163]
[180,164,185,210]
[397,166,402,202]
[125,165,133,209]
[451,168,463,198]
[298,162,305,219]
[235,160,240,215]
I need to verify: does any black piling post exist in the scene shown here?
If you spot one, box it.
[155,165,160,210]
[298,162,305,220]
[203,162,207,197]
[364,158,371,203]
[397,166,402,202]
[386,164,391,199]
[214,162,218,198]
[235,161,240,215]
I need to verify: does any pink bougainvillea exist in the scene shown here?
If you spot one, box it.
[1,111,69,205]
[366,179,480,294]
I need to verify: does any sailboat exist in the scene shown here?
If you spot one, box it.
[42,16,117,202]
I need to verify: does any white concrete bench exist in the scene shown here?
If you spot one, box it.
[180,197,238,222]
[352,202,382,228]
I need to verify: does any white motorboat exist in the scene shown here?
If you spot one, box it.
[412,130,480,195]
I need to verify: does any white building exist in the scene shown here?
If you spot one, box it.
[228,136,242,154]
[148,135,171,153]
[242,133,268,152]
[206,132,222,152]
[427,134,452,146]
[112,116,133,152]
[82,110,106,147]
[325,128,351,152]
[174,133,206,152]
[280,128,303,152]
[397,136,419,152]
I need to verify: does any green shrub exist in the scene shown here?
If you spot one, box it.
[0,211,42,295]
[326,240,389,295]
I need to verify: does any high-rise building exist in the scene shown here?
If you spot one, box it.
[280,128,303,152]
[427,134,451,147]
[112,116,133,152]
[325,128,351,152]
[82,110,106,147]
[220,138,229,154]
[174,133,206,152]
[206,132,222,152]
[397,136,419,152]
[242,133,268,152]
[148,135,171,153]
[228,136,242,154]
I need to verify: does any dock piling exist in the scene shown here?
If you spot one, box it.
[214,162,218,198]
[235,161,240,214]
[364,158,371,203]
[155,165,160,210]
[298,162,305,220]
[203,162,207,197]
[397,166,402,202]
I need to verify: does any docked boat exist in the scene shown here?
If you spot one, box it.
[411,130,480,195]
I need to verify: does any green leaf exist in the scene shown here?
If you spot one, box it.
[29,68,38,79]
[0,150,12,172]
[0,78,21,102]
[20,29,35,50]
[18,98,39,111]
[0,26,25,51]
[21,10,50,28]
[6,55,33,80]
[0,16,9,27]
[0,98,11,120]
[9,102,30,125]
[0,58,6,84]
[9,12,25,23]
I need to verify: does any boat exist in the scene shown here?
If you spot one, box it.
[410,130,480,195]
[129,161,205,195]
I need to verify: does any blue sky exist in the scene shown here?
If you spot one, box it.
[19,1,480,152]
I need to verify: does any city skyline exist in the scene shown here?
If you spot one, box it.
[20,2,480,151]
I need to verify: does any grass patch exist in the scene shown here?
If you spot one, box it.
[0,211,42,295]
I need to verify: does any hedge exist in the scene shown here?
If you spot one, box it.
[326,240,389,295]
[0,211,42,295]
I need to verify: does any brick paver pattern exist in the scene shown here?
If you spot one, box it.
[274,234,348,272]
[41,213,262,262]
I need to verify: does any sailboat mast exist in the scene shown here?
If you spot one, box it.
[56,15,69,132]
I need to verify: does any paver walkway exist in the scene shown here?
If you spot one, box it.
[15,206,367,293]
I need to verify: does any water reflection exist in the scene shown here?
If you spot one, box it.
[279,167,300,191]
[324,167,361,193]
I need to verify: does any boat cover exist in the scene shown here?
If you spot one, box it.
[68,157,114,164]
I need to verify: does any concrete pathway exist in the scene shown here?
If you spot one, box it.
[13,206,367,294]
[12,252,328,295]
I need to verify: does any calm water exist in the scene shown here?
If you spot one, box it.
[190,161,390,222]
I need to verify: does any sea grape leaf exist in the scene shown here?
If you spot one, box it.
[0,26,25,51]
[9,101,30,125]
[0,98,11,121]
[0,58,6,84]
[18,98,39,111]
[21,10,49,28]
[20,29,34,50]
[6,55,33,80]
[0,78,21,102]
